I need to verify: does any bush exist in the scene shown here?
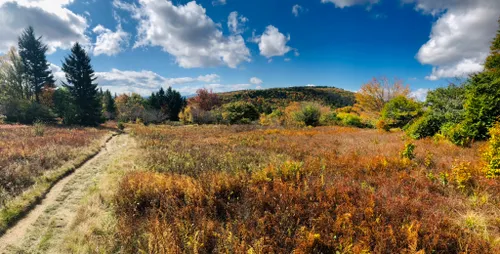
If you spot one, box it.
[117,122,125,131]
[483,122,500,178]
[338,113,366,128]
[292,103,322,127]
[440,122,472,146]
[32,121,45,136]
[406,113,444,139]
[260,109,284,126]
[381,96,422,129]
[2,99,55,124]
[319,111,340,126]
[179,106,218,124]
[401,142,416,160]
[222,102,259,124]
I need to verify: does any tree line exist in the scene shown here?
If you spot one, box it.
[0,27,186,126]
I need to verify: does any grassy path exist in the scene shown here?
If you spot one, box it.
[0,134,131,253]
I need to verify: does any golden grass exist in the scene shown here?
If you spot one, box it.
[115,125,500,253]
[0,125,111,234]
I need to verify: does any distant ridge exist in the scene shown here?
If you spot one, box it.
[218,86,355,112]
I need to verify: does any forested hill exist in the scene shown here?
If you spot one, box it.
[218,86,355,113]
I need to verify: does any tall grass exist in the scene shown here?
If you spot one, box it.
[116,125,500,253]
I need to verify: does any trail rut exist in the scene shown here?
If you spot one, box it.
[0,134,131,253]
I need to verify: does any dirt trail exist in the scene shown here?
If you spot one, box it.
[0,134,131,253]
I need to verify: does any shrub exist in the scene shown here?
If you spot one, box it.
[406,113,444,139]
[483,122,500,178]
[260,109,284,126]
[381,96,422,129]
[292,103,322,127]
[179,106,218,124]
[376,119,391,131]
[33,121,45,137]
[222,102,259,124]
[440,122,472,146]
[338,113,366,128]
[401,142,416,160]
[2,99,55,124]
[450,161,476,192]
[319,111,340,126]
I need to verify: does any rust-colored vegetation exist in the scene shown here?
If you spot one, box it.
[0,125,107,206]
[116,125,500,253]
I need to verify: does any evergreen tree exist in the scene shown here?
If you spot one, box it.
[62,43,102,126]
[102,89,116,119]
[165,87,186,121]
[485,18,500,74]
[18,26,55,102]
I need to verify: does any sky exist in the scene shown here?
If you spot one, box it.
[0,0,499,99]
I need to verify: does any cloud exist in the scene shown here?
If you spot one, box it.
[50,63,222,95]
[410,88,429,101]
[252,25,293,58]
[212,0,226,6]
[176,83,252,95]
[321,0,380,8]
[228,11,248,34]
[92,24,130,56]
[0,0,89,53]
[408,0,500,80]
[292,4,304,17]
[306,84,316,87]
[250,77,263,85]
[114,0,251,68]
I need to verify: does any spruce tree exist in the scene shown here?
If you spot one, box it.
[102,89,116,119]
[485,18,500,74]
[62,43,102,126]
[18,26,55,102]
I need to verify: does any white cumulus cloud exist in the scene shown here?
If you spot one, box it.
[92,24,130,56]
[228,11,248,34]
[114,0,251,69]
[0,0,89,53]
[410,88,429,101]
[408,0,500,80]
[250,77,263,85]
[252,25,293,58]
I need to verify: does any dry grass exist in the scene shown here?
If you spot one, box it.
[116,125,500,253]
[0,124,110,234]
[0,125,108,205]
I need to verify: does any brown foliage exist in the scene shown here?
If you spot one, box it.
[355,77,411,113]
[0,125,107,206]
[116,125,500,253]
[188,88,221,111]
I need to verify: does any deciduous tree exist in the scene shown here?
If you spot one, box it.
[355,77,410,113]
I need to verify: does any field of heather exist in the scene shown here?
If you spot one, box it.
[0,125,108,206]
[115,125,500,253]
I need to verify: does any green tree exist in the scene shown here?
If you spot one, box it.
[222,101,259,124]
[425,83,466,124]
[165,87,186,121]
[18,26,55,102]
[62,43,102,126]
[0,47,28,101]
[461,72,500,140]
[102,89,116,119]
[381,96,422,129]
[484,18,500,74]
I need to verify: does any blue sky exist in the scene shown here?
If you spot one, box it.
[0,0,499,98]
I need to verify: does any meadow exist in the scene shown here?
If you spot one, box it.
[0,124,110,233]
[115,124,500,253]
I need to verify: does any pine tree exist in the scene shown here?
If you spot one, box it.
[18,26,55,102]
[165,87,186,121]
[62,43,102,126]
[485,18,500,74]
[102,89,116,119]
